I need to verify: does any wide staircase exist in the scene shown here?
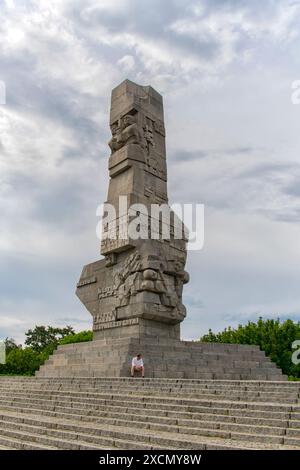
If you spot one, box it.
[36,338,287,380]
[0,377,299,450]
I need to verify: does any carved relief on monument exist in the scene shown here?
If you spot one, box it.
[108,111,143,153]
[113,250,141,308]
[153,119,165,137]
[108,107,167,181]
[144,172,167,202]
[143,117,155,154]
[98,247,189,324]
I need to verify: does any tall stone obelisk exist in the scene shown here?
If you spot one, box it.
[76,80,189,341]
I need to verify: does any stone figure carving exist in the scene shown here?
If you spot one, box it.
[108,113,142,152]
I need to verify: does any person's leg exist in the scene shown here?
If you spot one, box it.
[141,365,145,377]
[131,365,135,377]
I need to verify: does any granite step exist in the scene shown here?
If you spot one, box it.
[1,394,296,424]
[2,381,298,397]
[47,353,273,364]
[39,364,283,375]
[2,377,294,385]
[0,383,296,397]
[0,377,299,449]
[0,427,111,450]
[0,385,297,402]
[0,411,297,450]
[0,443,13,450]
[0,392,296,427]
[1,394,300,442]
[0,418,175,450]
[0,384,299,406]
[0,433,59,450]
[284,436,300,446]
[0,390,298,410]
[0,398,295,425]
[0,377,294,390]
[1,379,299,395]
[2,404,297,442]
[36,366,284,380]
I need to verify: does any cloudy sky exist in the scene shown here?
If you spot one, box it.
[0,0,300,344]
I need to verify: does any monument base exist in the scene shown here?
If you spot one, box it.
[36,335,287,380]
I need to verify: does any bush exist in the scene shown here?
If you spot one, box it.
[200,317,300,378]
[0,348,45,376]
[0,327,93,376]
[60,330,93,345]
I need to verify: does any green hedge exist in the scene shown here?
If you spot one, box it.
[59,330,93,345]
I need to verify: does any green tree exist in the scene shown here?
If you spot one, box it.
[3,348,43,375]
[25,325,75,352]
[200,317,300,378]
[4,337,20,354]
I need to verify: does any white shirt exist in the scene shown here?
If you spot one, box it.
[132,357,144,367]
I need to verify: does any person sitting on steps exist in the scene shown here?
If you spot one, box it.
[131,354,144,378]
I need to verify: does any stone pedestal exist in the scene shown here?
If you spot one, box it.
[36,336,286,381]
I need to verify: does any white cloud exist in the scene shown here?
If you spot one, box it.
[117,54,135,73]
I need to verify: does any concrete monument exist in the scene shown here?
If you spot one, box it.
[36,80,285,380]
